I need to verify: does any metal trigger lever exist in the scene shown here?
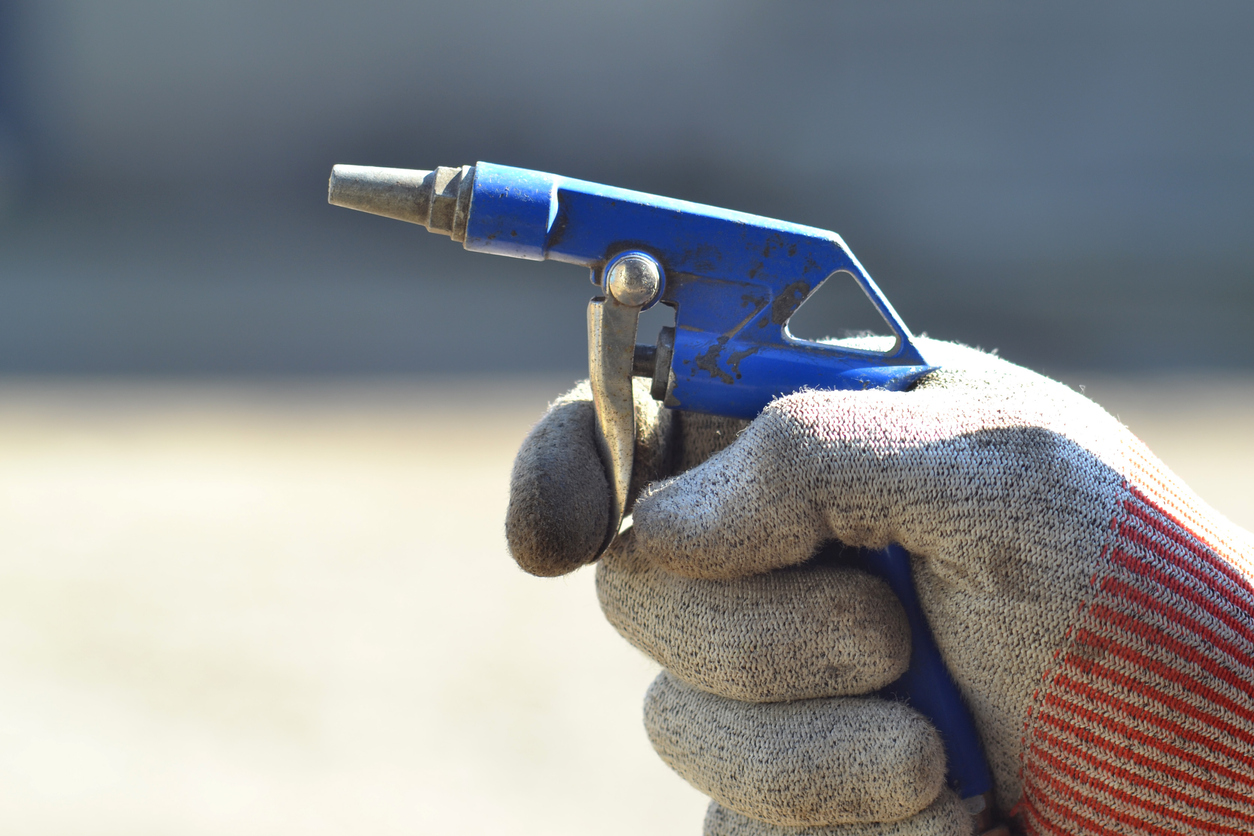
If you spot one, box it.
[587,251,665,556]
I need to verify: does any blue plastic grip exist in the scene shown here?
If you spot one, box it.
[859,544,993,799]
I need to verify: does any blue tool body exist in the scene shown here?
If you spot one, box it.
[466,163,932,418]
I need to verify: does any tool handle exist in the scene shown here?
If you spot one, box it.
[859,544,993,800]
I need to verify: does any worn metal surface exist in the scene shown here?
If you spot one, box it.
[605,252,662,309]
[590,251,663,551]
[587,295,643,552]
[329,164,474,241]
[649,325,677,403]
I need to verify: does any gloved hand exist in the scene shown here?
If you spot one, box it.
[506,339,1254,836]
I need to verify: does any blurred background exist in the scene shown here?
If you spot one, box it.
[3,0,1253,373]
[0,2,1251,834]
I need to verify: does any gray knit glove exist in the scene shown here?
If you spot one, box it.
[507,339,1254,836]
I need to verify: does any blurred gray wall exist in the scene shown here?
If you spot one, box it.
[1,1,1251,374]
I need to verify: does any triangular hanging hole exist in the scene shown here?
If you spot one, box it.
[785,270,892,347]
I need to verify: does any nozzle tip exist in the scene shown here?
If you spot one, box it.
[327,164,434,226]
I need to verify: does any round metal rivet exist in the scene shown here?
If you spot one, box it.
[606,254,661,307]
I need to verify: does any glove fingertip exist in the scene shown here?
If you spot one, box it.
[506,399,609,577]
[646,672,946,828]
[703,790,971,835]
[629,405,837,580]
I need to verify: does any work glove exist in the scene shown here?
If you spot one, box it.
[506,339,1254,836]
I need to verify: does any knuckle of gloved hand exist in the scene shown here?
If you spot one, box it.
[703,790,972,836]
[597,539,910,700]
[631,415,827,580]
[644,673,946,828]
[761,387,890,445]
[505,397,609,577]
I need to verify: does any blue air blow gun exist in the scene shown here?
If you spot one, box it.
[328,162,1002,831]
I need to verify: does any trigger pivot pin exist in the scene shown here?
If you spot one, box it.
[605,252,662,308]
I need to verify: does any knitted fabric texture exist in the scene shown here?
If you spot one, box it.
[1014,471,1254,835]
[703,792,970,836]
[645,671,946,826]
[598,530,910,702]
[506,339,1254,835]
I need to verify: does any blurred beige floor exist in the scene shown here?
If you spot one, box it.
[0,376,1250,835]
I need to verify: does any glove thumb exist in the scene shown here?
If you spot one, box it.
[506,379,675,576]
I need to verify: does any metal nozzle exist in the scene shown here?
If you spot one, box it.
[328,164,475,242]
